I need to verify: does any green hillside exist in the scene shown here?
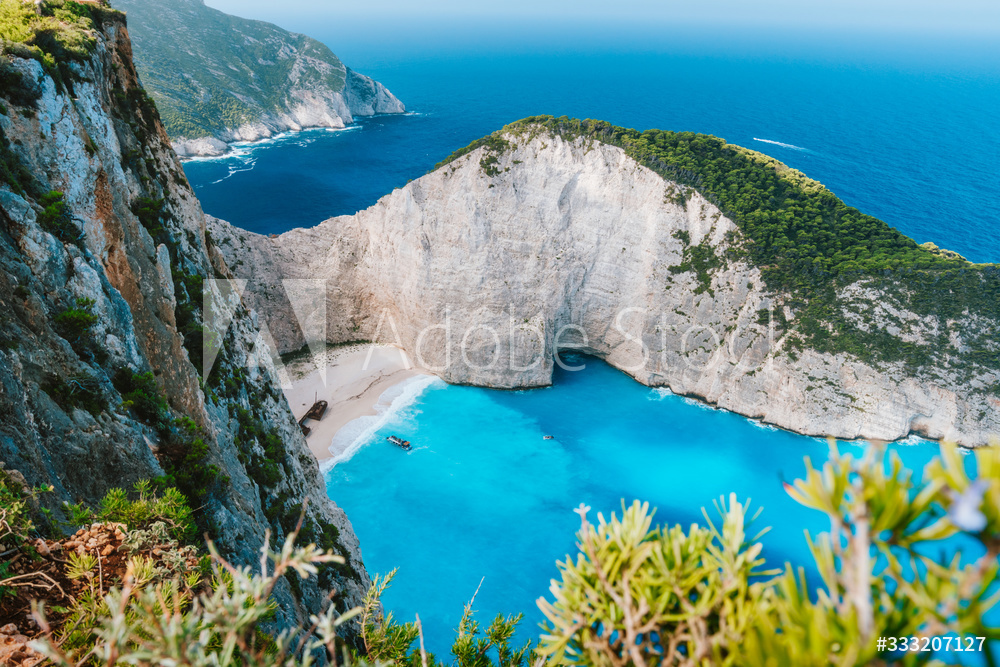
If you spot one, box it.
[115,0,348,138]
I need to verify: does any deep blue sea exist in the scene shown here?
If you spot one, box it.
[182,23,999,660]
[183,26,1000,263]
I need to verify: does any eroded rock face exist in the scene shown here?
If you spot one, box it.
[209,131,1000,447]
[0,14,368,636]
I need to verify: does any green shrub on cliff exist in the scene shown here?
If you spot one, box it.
[0,478,199,654]
[43,371,104,415]
[0,124,37,194]
[64,479,196,543]
[155,416,228,505]
[172,267,206,372]
[113,369,229,508]
[0,0,117,89]
[0,0,34,44]
[38,190,80,243]
[113,368,169,431]
[131,195,167,241]
[53,297,98,351]
[0,468,46,547]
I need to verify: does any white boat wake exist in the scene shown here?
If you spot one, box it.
[753,137,808,151]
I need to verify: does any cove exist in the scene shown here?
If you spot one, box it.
[324,355,979,657]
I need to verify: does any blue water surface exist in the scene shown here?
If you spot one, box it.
[183,31,1000,262]
[179,23,1000,659]
[326,357,990,660]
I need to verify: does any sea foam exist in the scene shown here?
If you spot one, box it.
[187,125,361,167]
[320,374,440,472]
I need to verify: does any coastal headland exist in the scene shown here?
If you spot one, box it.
[207,118,1000,448]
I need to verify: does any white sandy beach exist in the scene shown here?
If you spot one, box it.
[282,344,429,462]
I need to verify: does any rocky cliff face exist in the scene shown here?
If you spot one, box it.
[208,128,1000,447]
[0,7,369,634]
[114,0,405,158]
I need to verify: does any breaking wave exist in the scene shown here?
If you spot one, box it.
[320,375,440,472]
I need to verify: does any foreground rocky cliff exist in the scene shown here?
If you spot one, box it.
[115,0,405,157]
[0,2,368,634]
[209,119,1000,447]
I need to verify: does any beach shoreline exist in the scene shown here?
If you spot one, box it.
[282,343,430,462]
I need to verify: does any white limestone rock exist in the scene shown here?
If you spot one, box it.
[209,129,1000,448]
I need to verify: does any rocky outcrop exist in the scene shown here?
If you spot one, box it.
[208,128,1000,447]
[0,8,368,636]
[115,0,405,158]
[344,68,406,117]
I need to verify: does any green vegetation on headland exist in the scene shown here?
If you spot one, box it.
[0,0,125,195]
[4,444,997,665]
[440,116,1000,377]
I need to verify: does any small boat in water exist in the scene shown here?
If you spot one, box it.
[543,435,555,440]
[386,435,412,451]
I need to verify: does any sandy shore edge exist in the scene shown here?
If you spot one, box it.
[282,344,430,463]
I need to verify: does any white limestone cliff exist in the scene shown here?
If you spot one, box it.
[208,129,1000,448]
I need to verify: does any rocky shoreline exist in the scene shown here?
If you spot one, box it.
[116,0,406,160]
[173,71,405,159]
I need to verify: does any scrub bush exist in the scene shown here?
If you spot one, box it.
[53,297,97,343]
[43,371,104,415]
[537,443,1000,666]
[9,444,999,666]
[0,0,118,92]
[0,123,37,194]
[131,196,166,242]
[113,368,169,431]
[54,296,102,360]
[63,479,196,544]
[156,416,227,504]
[32,526,357,667]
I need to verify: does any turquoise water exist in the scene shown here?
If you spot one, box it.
[325,356,990,659]
[177,24,1000,659]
